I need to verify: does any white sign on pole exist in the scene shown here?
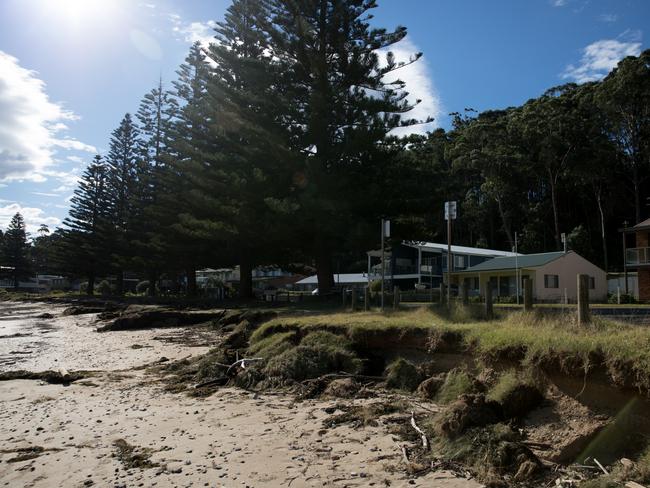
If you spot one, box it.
[384,219,391,238]
[444,201,457,220]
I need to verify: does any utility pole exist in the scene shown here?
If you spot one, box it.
[622,220,628,295]
[514,232,519,305]
[445,201,457,310]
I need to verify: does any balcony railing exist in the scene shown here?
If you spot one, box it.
[626,247,650,266]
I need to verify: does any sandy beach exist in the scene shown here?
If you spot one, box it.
[0,302,481,488]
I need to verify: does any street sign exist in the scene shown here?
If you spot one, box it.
[384,219,391,238]
[444,201,457,220]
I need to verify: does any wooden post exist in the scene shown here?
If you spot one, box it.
[393,286,400,311]
[484,283,493,319]
[342,288,347,310]
[577,274,590,325]
[617,286,621,305]
[351,286,357,312]
[364,286,369,311]
[461,282,469,305]
[523,278,533,311]
[439,283,445,305]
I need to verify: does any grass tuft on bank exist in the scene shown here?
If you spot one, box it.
[250,307,650,392]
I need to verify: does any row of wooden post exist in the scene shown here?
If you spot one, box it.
[343,273,591,324]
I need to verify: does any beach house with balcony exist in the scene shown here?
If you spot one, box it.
[624,218,650,302]
[367,241,519,290]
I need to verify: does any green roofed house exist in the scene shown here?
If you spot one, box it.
[448,250,607,303]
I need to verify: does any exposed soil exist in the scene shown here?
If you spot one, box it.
[2,301,649,488]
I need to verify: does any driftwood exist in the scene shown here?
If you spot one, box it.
[593,458,609,476]
[625,482,647,488]
[410,411,429,450]
[395,442,409,464]
[226,358,263,375]
[193,357,263,389]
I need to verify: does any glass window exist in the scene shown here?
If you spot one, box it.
[589,277,595,289]
[544,274,559,288]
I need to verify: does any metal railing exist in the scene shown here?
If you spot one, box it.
[626,247,650,265]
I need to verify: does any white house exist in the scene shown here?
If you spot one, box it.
[449,251,607,302]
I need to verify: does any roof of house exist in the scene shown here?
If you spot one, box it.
[632,218,650,231]
[403,241,520,257]
[296,273,369,285]
[454,251,566,273]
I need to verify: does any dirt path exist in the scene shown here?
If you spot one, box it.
[0,302,482,488]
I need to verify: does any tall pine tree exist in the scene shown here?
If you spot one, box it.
[3,213,31,289]
[62,155,110,295]
[105,113,140,294]
[265,0,430,293]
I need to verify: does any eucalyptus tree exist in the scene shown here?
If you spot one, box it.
[597,49,650,224]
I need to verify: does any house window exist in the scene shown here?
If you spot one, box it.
[589,277,595,289]
[454,255,466,269]
[544,274,559,288]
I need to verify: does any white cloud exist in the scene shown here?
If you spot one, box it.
[379,37,442,136]
[52,139,96,152]
[598,14,618,23]
[174,20,217,48]
[562,38,642,83]
[0,203,61,235]
[552,0,567,6]
[0,51,94,182]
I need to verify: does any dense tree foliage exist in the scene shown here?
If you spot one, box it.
[4,1,647,295]
[2,213,31,288]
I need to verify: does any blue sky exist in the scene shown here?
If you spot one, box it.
[0,0,648,234]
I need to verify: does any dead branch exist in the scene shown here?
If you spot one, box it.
[395,442,409,464]
[593,458,609,475]
[226,357,263,375]
[410,411,429,450]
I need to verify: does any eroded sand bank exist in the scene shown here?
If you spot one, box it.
[0,302,480,488]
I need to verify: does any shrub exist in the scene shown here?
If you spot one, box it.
[385,358,421,391]
[97,280,112,296]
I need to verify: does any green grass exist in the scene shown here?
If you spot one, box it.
[251,307,650,392]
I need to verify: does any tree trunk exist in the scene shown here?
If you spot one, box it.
[147,271,157,297]
[596,190,608,272]
[633,165,641,224]
[549,172,561,251]
[495,195,514,250]
[87,273,95,296]
[239,254,253,300]
[186,267,197,297]
[315,241,334,295]
[115,271,124,296]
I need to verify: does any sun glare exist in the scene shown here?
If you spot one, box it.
[41,0,122,28]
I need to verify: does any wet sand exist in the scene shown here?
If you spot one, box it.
[0,301,481,487]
